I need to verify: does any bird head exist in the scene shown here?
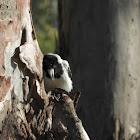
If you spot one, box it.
[43,53,64,80]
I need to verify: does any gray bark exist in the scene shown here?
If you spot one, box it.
[110,1,140,140]
[57,0,140,140]
[57,0,113,139]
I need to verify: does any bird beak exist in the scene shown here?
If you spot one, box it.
[48,68,55,80]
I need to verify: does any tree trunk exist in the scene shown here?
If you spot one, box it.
[0,0,89,139]
[0,0,46,139]
[109,1,140,140]
[57,0,140,140]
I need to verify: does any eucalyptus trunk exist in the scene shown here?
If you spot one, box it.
[57,0,140,140]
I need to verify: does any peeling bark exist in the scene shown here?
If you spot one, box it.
[0,0,48,138]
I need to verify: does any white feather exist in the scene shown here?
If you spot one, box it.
[44,54,73,92]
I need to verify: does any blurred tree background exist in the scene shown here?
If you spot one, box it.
[32,0,58,54]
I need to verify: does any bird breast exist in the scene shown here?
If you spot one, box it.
[44,71,73,92]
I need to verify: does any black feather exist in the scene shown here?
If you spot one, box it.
[43,54,63,79]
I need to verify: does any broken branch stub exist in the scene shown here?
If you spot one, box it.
[51,89,90,140]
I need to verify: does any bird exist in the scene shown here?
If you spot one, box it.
[43,53,73,92]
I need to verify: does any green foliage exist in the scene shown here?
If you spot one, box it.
[32,0,58,54]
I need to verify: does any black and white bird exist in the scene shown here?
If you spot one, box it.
[43,53,73,92]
